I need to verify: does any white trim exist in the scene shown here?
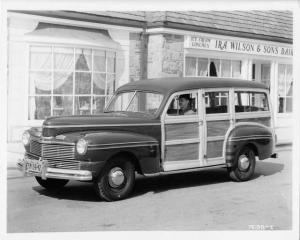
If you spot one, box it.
[164,117,199,124]
[206,157,225,165]
[235,112,272,119]
[198,89,205,166]
[8,12,143,33]
[163,160,201,171]
[165,138,200,146]
[207,136,225,142]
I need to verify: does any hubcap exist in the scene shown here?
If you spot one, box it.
[108,167,125,188]
[238,154,250,171]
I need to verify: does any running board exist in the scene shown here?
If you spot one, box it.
[144,164,227,177]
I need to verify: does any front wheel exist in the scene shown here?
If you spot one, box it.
[94,157,135,201]
[228,146,256,182]
[35,177,69,189]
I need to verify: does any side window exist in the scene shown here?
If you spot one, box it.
[235,92,269,112]
[205,91,229,114]
[167,92,198,116]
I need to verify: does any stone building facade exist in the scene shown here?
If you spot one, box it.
[7,11,293,144]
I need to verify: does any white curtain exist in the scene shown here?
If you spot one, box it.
[30,49,74,92]
[221,60,231,77]
[198,58,208,77]
[278,64,285,97]
[286,65,293,96]
[185,57,197,76]
[30,72,52,92]
[93,73,106,91]
[30,52,51,70]
[54,52,73,90]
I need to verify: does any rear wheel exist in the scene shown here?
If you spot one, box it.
[94,157,135,201]
[228,146,256,181]
[35,177,69,189]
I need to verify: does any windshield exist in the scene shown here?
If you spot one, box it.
[106,91,164,115]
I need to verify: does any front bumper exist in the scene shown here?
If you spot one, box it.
[17,157,93,181]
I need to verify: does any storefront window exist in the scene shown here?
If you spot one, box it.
[185,57,241,78]
[278,64,293,113]
[28,45,116,120]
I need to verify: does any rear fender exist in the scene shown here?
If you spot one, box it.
[224,122,275,166]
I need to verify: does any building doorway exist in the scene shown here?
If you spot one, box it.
[251,61,271,88]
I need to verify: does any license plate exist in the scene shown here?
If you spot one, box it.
[25,158,42,173]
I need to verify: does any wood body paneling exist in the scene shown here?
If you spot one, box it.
[207,120,230,137]
[165,122,199,141]
[165,143,199,162]
[207,140,224,158]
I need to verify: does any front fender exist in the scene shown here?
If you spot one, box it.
[225,123,275,166]
[83,131,161,175]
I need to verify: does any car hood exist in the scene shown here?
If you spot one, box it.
[42,112,161,137]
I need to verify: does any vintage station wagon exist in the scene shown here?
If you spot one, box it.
[18,77,277,201]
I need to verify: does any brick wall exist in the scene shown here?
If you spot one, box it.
[129,32,147,82]
[162,34,184,77]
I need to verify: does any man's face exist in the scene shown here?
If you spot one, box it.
[179,97,189,111]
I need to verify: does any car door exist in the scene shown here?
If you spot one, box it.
[203,89,232,165]
[161,90,205,171]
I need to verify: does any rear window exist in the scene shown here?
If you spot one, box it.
[235,92,269,112]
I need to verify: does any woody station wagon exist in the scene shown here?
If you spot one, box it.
[18,77,277,201]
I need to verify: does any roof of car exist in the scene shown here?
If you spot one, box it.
[117,77,269,95]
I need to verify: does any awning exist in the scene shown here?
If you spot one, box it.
[24,22,120,50]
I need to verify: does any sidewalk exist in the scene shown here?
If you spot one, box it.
[6,142,293,170]
[7,143,25,169]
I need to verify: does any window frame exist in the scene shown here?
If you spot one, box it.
[204,90,230,115]
[277,63,293,114]
[233,88,272,120]
[184,56,242,79]
[27,43,117,121]
[162,90,200,122]
[234,91,270,113]
[105,90,164,116]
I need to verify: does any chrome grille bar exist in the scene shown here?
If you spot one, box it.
[28,140,79,170]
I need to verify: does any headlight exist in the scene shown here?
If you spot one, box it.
[76,139,88,155]
[22,131,30,146]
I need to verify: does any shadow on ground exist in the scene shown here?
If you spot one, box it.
[32,161,284,202]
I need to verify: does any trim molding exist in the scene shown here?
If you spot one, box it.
[8,11,144,32]
[88,143,159,150]
[43,123,161,129]
[89,141,158,147]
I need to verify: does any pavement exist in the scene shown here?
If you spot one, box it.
[6,142,293,170]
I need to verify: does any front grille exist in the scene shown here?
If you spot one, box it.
[28,140,80,170]
[30,140,42,156]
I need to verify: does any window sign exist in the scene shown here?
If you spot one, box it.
[185,36,293,58]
